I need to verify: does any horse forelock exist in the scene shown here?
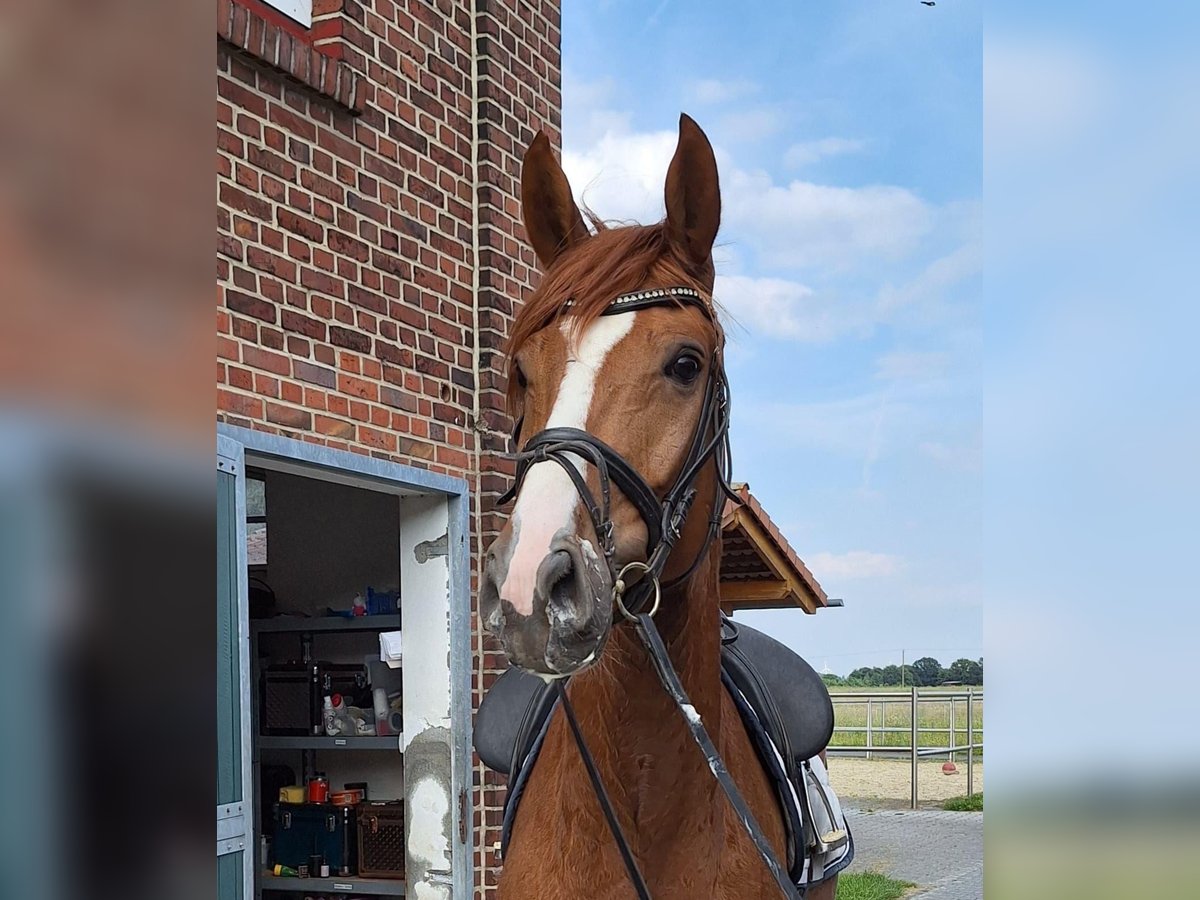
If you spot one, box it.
[505,221,719,420]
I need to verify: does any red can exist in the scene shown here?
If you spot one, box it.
[307,774,330,803]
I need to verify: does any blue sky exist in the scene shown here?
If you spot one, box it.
[560,1,982,674]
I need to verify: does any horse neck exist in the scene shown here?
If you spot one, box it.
[563,488,725,834]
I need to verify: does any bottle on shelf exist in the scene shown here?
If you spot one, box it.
[322,694,336,736]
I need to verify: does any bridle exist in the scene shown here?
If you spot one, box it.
[499,286,805,899]
[499,285,738,620]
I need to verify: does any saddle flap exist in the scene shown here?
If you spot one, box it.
[720,620,834,764]
[473,666,553,775]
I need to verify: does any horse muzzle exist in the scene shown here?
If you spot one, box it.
[481,529,614,677]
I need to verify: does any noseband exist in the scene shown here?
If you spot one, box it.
[499,285,737,617]
[498,287,805,899]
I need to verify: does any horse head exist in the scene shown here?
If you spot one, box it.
[480,114,729,677]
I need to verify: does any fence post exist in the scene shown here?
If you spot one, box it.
[910,686,919,809]
[866,697,873,760]
[949,696,956,764]
[966,689,975,797]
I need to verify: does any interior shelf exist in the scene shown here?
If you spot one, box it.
[259,735,403,751]
[252,614,402,634]
[261,872,405,895]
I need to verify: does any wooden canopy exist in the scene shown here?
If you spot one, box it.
[718,483,828,614]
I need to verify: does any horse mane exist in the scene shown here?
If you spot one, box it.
[506,219,716,417]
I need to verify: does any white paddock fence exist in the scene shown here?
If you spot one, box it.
[826,687,983,808]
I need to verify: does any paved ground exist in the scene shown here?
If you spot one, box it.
[843,803,983,899]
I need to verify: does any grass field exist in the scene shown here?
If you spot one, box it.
[835,872,916,900]
[826,687,984,757]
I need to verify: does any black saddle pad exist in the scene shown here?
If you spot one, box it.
[473,618,834,775]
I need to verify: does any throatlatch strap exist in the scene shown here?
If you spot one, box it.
[633,614,804,900]
[556,682,652,900]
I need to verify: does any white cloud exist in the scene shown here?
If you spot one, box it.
[717,273,871,343]
[562,71,616,110]
[876,240,981,314]
[561,128,676,222]
[808,550,905,580]
[558,104,973,347]
[689,78,759,105]
[723,169,933,271]
[784,137,866,168]
[746,392,904,458]
[564,130,934,273]
[716,239,978,344]
[562,73,632,146]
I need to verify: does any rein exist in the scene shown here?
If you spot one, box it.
[503,287,803,899]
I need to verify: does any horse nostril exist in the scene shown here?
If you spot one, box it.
[549,565,573,613]
[541,549,572,591]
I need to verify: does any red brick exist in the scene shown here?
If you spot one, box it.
[265,402,312,430]
[314,415,355,439]
[242,345,291,377]
[277,208,324,242]
[281,309,327,340]
[220,182,271,220]
[226,289,275,323]
[329,326,371,353]
[358,425,397,451]
[218,389,262,418]
[338,374,379,401]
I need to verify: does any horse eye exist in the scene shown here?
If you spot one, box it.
[515,365,528,389]
[666,352,703,384]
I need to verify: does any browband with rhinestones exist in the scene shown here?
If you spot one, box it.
[563,286,711,318]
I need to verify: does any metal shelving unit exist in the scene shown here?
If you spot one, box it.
[258,735,403,750]
[261,872,405,896]
[252,613,405,899]
[252,614,402,634]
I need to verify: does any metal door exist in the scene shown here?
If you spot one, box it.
[217,435,253,899]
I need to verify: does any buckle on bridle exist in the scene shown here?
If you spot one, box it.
[598,521,616,559]
[612,561,661,622]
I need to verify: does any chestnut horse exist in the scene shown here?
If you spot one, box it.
[480,115,838,900]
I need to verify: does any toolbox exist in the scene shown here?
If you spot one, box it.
[356,801,405,879]
[261,661,368,735]
[271,802,358,875]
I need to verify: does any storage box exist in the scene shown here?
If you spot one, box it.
[272,802,358,875]
[356,801,405,879]
[261,661,368,736]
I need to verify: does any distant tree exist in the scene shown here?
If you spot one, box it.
[977,657,984,685]
[948,658,983,685]
[848,666,879,686]
[911,656,945,687]
[879,664,902,686]
[820,673,845,687]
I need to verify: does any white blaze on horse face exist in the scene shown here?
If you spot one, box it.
[499,313,637,616]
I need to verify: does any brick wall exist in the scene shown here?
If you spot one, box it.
[216,2,561,895]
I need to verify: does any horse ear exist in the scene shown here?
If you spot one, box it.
[521,132,589,269]
[664,113,721,275]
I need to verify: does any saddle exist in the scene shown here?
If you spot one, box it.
[474,616,853,886]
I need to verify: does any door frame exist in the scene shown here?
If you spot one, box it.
[217,423,474,896]
[217,433,254,900]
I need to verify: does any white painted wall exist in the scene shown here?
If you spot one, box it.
[398,494,453,899]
